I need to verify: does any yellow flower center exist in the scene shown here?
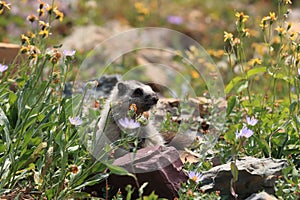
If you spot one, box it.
[192,176,198,182]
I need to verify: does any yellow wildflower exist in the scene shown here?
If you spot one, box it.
[243,28,250,37]
[248,58,262,66]
[285,0,292,4]
[27,14,38,23]
[20,46,29,54]
[269,12,277,21]
[224,31,233,42]
[208,49,224,58]
[134,2,149,16]
[37,1,45,17]
[46,5,54,15]
[286,22,293,31]
[261,16,271,21]
[289,31,297,41]
[37,8,45,17]
[0,1,11,15]
[27,31,36,39]
[191,70,200,79]
[38,0,45,9]
[21,34,30,45]
[28,45,40,60]
[235,12,249,23]
[275,26,286,36]
[53,7,64,22]
[259,20,268,30]
[39,29,49,38]
[39,21,49,30]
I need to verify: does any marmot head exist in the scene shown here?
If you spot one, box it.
[117,80,159,114]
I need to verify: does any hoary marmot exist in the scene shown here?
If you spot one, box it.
[93,80,165,158]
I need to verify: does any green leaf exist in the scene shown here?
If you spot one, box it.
[0,107,10,140]
[45,188,55,200]
[143,191,159,200]
[126,185,134,200]
[289,101,297,113]
[225,67,267,94]
[237,80,248,93]
[103,162,136,180]
[225,76,244,94]
[224,131,236,144]
[293,115,300,126]
[267,70,293,83]
[230,161,239,182]
[53,44,63,48]
[72,173,109,191]
[246,66,267,77]
[138,182,149,198]
[227,96,236,116]
[67,192,91,199]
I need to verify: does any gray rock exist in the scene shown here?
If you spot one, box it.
[61,21,130,52]
[200,156,287,199]
[245,191,277,200]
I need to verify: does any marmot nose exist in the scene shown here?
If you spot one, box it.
[146,94,159,104]
[151,95,158,104]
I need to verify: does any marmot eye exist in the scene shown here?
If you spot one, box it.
[133,88,143,96]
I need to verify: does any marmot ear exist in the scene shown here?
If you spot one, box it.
[117,82,127,95]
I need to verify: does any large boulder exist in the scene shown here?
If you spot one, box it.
[200,156,288,199]
[84,146,188,199]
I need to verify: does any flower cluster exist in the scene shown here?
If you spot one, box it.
[18,1,65,67]
[0,64,8,73]
[235,12,249,24]
[260,12,277,30]
[68,116,83,126]
[224,12,251,45]
[167,15,183,25]
[46,48,62,64]
[134,2,149,21]
[235,126,253,139]
[119,103,151,130]
[188,171,203,184]
[235,116,258,139]
[224,31,233,42]
[118,117,140,129]
[0,1,10,15]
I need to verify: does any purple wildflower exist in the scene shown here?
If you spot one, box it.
[0,64,8,72]
[236,126,254,139]
[63,50,76,57]
[68,116,83,126]
[298,68,300,75]
[188,171,203,183]
[246,116,258,126]
[167,15,183,25]
[118,118,140,129]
